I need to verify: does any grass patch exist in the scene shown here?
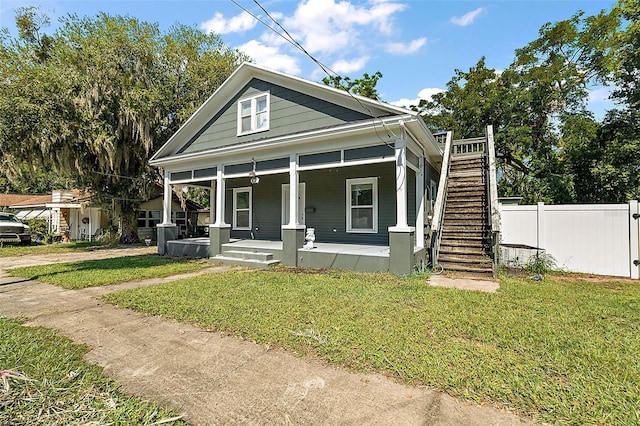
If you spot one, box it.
[103,270,640,425]
[0,317,187,425]
[0,240,106,257]
[9,255,211,289]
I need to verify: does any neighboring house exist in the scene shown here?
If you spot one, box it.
[0,193,51,217]
[9,188,201,241]
[149,62,443,274]
[136,185,203,240]
[9,190,103,240]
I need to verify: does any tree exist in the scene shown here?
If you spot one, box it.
[421,9,621,203]
[322,71,383,99]
[0,8,246,242]
[612,0,640,107]
[591,109,640,202]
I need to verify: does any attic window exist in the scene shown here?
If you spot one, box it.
[238,92,270,135]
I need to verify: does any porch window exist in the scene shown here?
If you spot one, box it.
[238,92,269,135]
[346,177,377,233]
[137,210,161,228]
[233,187,252,230]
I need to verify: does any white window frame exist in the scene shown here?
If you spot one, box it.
[237,92,270,135]
[346,177,378,233]
[232,187,252,230]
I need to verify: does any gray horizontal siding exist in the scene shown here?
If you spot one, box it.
[180,79,372,155]
[223,163,426,245]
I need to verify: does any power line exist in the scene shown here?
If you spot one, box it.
[230,0,399,145]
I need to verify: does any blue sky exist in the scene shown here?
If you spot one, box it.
[0,0,618,117]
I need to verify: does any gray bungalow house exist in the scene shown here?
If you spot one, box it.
[150,62,443,275]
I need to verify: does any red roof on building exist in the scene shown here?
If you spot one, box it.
[0,193,52,207]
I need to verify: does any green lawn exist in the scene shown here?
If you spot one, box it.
[0,240,106,257]
[0,317,187,425]
[103,270,640,425]
[8,255,211,289]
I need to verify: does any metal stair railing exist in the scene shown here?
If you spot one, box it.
[429,130,453,266]
[485,125,501,276]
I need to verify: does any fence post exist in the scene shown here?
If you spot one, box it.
[537,202,545,250]
[630,200,639,279]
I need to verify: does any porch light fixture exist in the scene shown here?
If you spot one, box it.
[249,159,260,184]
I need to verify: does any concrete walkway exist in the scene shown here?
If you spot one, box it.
[0,250,530,425]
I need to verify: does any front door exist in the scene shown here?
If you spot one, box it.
[281,183,306,231]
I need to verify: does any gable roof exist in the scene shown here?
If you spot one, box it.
[151,62,431,163]
[1,193,51,208]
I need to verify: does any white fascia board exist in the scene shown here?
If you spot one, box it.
[151,115,415,168]
[8,203,47,209]
[246,62,417,117]
[402,119,443,171]
[151,62,420,162]
[45,203,83,209]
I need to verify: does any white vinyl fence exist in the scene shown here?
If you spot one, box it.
[500,201,639,279]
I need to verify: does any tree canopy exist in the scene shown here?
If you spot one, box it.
[322,71,383,99]
[421,3,638,204]
[0,7,247,241]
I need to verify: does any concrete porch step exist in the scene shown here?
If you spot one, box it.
[223,250,275,262]
[210,255,281,269]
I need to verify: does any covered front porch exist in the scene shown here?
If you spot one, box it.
[166,237,425,272]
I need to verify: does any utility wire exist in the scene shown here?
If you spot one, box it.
[230,0,399,145]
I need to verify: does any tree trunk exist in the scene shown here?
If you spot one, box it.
[119,203,140,244]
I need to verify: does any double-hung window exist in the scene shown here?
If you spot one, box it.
[346,177,378,233]
[233,187,252,230]
[238,92,270,135]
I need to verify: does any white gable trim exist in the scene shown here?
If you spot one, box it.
[151,62,422,162]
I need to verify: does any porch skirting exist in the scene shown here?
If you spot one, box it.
[165,238,425,274]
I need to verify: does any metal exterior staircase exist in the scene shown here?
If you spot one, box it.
[438,154,493,276]
[429,127,500,278]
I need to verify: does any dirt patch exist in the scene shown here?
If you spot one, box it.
[429,274,500,293]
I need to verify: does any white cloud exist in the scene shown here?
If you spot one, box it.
[331,56,370,74]
[283,0,407,55]
[385,37,427,55]
[390,87,445,109]
[588,86,613,103]
[201,11,257,34]
[450,7,485,27]
[237,40,301,75]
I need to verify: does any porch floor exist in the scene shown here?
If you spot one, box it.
[168,237,390,257]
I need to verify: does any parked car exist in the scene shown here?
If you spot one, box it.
[0,212,31,245]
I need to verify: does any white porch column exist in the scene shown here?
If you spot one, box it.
[209,165,230,257]
[162,169,172,224]
[394,137,409,229]
[209,179,215,225]
[214,165,226,225]
[415,156,425,248]
[288,153,299,227]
